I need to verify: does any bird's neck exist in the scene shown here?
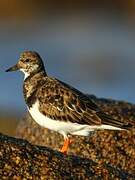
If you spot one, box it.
[21,68,47,80]
[23,70,46,106]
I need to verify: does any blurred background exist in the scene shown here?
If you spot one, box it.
[0,0,135,135]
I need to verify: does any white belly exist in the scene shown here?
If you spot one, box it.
[28,101,122,138]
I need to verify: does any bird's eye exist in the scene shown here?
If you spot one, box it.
[25,59,30,63]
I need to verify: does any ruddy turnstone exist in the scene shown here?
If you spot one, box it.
[6,51,131,153]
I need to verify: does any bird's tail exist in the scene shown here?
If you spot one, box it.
[97,111,132,130]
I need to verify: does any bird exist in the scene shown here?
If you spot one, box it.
[6,51,131,153]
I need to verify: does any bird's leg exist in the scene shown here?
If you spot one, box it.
[60,138,73,154]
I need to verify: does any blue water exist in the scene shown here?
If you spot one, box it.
[1,15,135,115]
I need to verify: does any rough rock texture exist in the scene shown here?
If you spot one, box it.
[16,95,135,179]
[0,133,135,179]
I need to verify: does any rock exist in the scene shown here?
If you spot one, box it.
[16,95,135,178]
[0,133,134,179]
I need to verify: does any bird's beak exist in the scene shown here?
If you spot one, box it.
[5,63,19,72]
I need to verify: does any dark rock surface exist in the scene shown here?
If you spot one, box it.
[0,133,134,179]
[0,95,133,179]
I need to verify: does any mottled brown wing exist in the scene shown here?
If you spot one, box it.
[37,77,101,125]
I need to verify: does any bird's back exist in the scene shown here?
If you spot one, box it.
[31,76,131,130]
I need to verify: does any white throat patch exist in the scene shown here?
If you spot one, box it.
[20,69,30,80]
[20,64,39,80]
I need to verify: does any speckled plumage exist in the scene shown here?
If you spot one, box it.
[6,51,131,152]
[23,73,123,128]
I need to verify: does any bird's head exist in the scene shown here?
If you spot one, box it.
[6,51,46,78]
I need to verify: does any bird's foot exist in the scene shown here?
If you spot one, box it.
[60,138,73,154]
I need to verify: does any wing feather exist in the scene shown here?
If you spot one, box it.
[36,77,127,128]
[36,77,101,125]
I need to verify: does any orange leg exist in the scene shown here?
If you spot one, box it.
[60,138,73,154]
